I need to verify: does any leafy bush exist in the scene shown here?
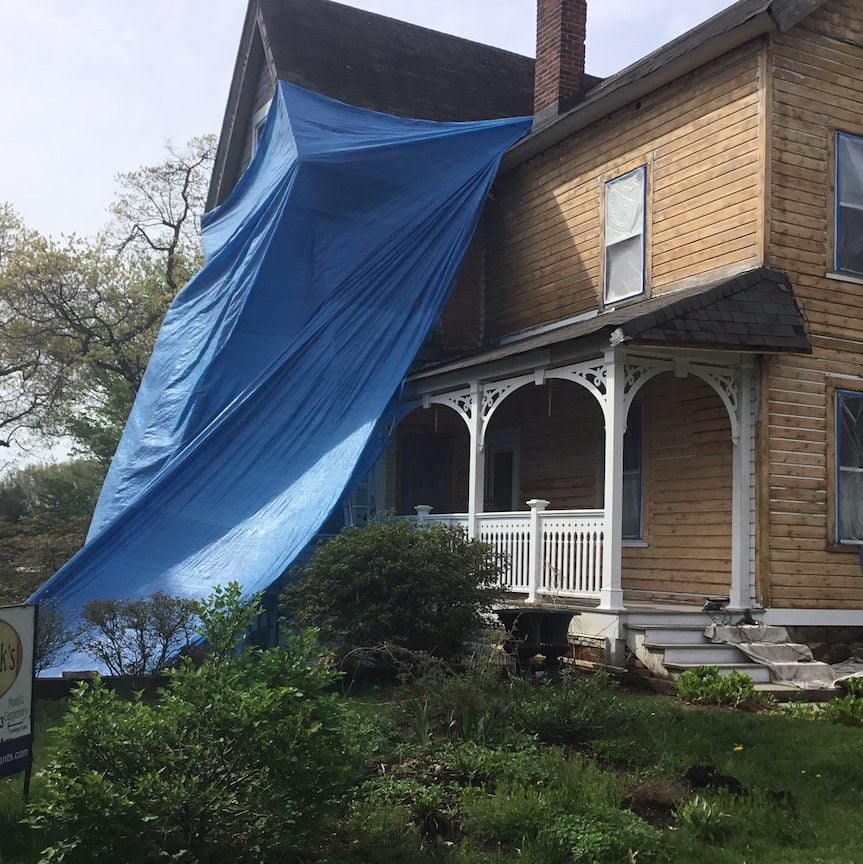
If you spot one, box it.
[398,659,515,745]
[29,584,369,863]
[677,794,733,843]
[75,591,199,675]
[539,811,666,864]
[822,690,863,727]
[284,519,503,660]
[509,672,626,744]
[839,676,863,698]
[677,666,756,708]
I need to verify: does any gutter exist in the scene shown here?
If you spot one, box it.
[501,10,777,173]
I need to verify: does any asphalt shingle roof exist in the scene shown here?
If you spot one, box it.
[410,267,811,380]
[258,0,537,121]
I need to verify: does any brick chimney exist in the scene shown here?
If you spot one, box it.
[534,0,587,124]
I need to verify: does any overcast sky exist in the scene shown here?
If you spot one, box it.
[0,1,735,240]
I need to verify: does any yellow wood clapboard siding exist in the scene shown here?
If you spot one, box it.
[764,0,863,609]
[480,42,763,340]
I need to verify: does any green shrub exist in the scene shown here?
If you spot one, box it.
[364,777,456,838]
[509,672,626,744]
[677,666,756,708]
[822,691,863,727]
[339,800,428,864]
[398,660,515,746]
[284,519,503,660]
[539,811,666,864]
[461,783,553,845]
[677,794,733,843]
[28,584,369,864]
[839,676,863,697]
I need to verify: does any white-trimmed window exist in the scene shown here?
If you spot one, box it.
[837,390,863,545]
[835,132,863,275]
[604,166,646,304]
[251,100,272,158]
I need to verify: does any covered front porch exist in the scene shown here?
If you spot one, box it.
[393,345,756,614]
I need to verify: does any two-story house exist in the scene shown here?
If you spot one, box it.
[210,0,863,675]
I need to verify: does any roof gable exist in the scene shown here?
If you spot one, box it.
[209,0,535,208]
[259,0,535,122]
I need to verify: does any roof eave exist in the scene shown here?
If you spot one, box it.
[501,10,776,173]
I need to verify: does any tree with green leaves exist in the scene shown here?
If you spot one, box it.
[0,459,105,605]
[0,135,215,461]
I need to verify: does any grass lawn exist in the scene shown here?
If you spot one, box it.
[2,676,862,863]
[333,670,863,864]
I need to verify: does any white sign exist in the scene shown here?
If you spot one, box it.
[0,604,36,779]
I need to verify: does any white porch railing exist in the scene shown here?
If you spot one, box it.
[416,503,604,601]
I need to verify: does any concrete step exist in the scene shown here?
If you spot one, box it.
[625,611,713,628]
[633,624,711,644]
[665,661,773,684]
[645,642,748,665]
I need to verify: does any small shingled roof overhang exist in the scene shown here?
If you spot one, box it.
[409,267,810,383]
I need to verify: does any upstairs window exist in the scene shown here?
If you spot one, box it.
[835,132,863,275]
[837,390,863,545]
[604,166,646,304]
[250,99,272,159]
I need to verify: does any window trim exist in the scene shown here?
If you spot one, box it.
[251,99,272,159]
[603,165,648,306]
[835,388,863,547]
[834,131,863,277]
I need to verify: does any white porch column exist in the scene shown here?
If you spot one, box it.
[414,504,432,526]
[600,348,625,611]
[526,498,549,604]
[466,381,485,539]
[729,360,755,611]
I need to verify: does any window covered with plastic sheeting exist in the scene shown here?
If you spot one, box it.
[836,132,863,276]
[604,166,646,304]
[838,390,863,545]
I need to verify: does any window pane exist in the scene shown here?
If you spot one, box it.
[836,134,863,273]
[624,403,643,471]
[838,133,863,207]
[606,236,644,303]
[838,392,863,544]
[622,403,643,539]
[622,473,641,540]
[839,393,863,468]
[839,470,863,543]
[605,169,645,245]
[837,206,863,275]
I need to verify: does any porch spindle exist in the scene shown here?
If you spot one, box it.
[526,498,549,603]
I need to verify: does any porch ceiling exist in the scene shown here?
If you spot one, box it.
[409,266,810,382]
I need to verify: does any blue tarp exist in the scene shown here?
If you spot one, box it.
[31,82,530,670]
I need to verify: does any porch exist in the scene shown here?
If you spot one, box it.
[392,344,756,614]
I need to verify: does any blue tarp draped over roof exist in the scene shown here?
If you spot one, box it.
[31,83,530,670]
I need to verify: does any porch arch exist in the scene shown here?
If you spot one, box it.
[624,362,740,443]
[622,370,735,604]
[482,361,608,448]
